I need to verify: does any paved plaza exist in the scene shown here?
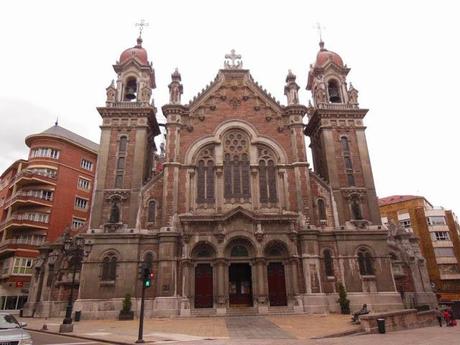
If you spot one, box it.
[20,314,459,345]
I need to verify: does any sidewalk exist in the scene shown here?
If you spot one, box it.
[20,314,357,344]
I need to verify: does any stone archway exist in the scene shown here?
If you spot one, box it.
[191,242,216,308]
[225,238,255,307]
[264,241,289,306]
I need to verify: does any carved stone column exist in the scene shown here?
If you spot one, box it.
[215,167,223,212]
[215,258,226,308]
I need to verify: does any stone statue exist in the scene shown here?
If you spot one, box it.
[348,83,359,105]
[109,201,120,223]
[284,70,300,106]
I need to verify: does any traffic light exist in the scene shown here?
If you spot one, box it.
[142,267,154,288]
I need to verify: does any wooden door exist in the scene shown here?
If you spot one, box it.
[229,263,253,306]
[194,264,213,308]
[267,262,287,306]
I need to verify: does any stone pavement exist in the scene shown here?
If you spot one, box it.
[19,314,356,344]
[161,325,460,345]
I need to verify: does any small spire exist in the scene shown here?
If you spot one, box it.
[136,36,143,47]
[319,40,325,50]
[55,117,59,126]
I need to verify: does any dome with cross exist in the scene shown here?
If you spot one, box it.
[119,37,149,66]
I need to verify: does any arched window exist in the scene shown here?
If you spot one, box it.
[102,254,117,281]
[357,248,374,275]
[147,200,156,223]
[231,245,249,257]
[196,146,215,204]
[119,136,128,153]
[191,243,216,258]
[328,79,341,103]
[258,146,277,203]
[124,77,137,101]
[351,196,363,220]
[323,249,334,276]
[115,136,127,188]
[144,252,154,269]
[223,130,251,199]
[109,200,120,223]
[318,199,326,221]
[341,137,354,187]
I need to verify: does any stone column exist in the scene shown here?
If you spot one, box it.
[215,259,226,314]
[215,168,223,212]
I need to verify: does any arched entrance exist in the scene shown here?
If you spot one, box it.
[191,243,216,308]
[264,241,288,306]
[226,238,255,307]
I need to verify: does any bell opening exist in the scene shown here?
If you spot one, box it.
[124,78,138,101]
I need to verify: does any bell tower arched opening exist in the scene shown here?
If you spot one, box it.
[124,77,138,101]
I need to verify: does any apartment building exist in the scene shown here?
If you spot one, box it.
[379,195,460,301]
[0,124,98,311]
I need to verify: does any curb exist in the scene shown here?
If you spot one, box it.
[27,327,140,345]
[311,327,363,339]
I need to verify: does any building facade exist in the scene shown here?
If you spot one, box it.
[28,37,420,319]
[380,195,460,302]
[0,125,98,312]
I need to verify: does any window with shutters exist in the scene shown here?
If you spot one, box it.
[223,130,251,200]
[196,146,215,204]
[257,145,277,204]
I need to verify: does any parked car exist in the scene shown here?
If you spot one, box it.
[0,312,32,345]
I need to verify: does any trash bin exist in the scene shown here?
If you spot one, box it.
[377,318,385,334]
[74,311,81,322]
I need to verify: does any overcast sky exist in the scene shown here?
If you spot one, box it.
[0,0,459,216]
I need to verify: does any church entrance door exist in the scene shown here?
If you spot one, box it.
[194,264,213,308]
[229,263,253,307]
[267,262,287,306]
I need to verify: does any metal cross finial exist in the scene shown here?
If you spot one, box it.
[224,49,243,69]
[135,19,149,38]
[315,22,326,42]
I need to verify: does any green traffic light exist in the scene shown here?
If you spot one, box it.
[144,280,151,287]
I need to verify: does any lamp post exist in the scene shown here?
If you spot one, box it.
[59,232,92,333]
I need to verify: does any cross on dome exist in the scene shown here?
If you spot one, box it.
[224,49,243,69]
[135,19,149,38]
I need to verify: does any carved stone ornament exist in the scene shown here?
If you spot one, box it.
[104,190,130,201]
[229,97,241,109]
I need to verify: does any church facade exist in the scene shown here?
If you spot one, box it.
[35,37,412,318]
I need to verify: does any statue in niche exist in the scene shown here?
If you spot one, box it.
[109,200,120,223]
[170,83,181,104]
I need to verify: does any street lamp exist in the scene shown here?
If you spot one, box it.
[59,232,92,333]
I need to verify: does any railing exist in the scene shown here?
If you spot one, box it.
[106,101,150,108]
[317,103,358,110]
[4,190,53,208]
[11,169,57,185]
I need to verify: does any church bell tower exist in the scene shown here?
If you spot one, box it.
[305,41,380,226]
[90,36,161,232]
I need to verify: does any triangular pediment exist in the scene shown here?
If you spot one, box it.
[187,68,284,114]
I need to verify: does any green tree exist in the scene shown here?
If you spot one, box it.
[336,282,350,314]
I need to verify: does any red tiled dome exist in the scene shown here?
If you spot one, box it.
[315,41,343,67]
[119,37,149,65]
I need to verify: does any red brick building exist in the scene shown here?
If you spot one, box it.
[0,124,98,311]
[380,195,460,302]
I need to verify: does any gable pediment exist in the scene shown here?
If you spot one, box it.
[187,69,284,115]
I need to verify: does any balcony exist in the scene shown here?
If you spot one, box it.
[10,169,57,188]
[2,213,49,231]
[105,101,150,108]
[4,190,53,209]
[317,103,359,110]
[440,273,460,280]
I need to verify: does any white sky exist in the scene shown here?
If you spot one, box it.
[0,0,459,215]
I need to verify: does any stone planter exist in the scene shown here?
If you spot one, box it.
[118,310,134,320]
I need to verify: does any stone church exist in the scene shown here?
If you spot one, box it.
[26,36,436,319]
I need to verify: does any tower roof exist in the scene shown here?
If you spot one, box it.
[315,41,343,67]
[25,124,99,153]
[119,37,149,66]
